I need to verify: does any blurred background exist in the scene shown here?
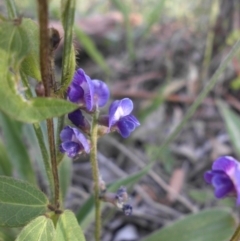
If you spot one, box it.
[1,0,240,240]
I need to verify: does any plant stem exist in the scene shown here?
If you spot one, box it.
[37,0,50,97]
[47,118,59,207]
[90,111,101,241]
[37,0,60,207]
[21,72,54,199]
[56,117,65,165]
[230,225,240,241]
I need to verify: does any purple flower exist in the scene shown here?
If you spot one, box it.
[59,126,90,158]
[67,68,109,111]
[68,109,85,127]
[122,204,132,216]
[204,156,240,204]
[92,79,110,108]
[108,98,140,138]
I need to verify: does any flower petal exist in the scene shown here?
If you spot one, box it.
[60,126,73,142]
[117,118,135,138]
[212,156,239,177]
[72,68,87,85]
[60,141,80,158]
[204,171,214,184]
[212,174,234,198]
[92,79,110,107]
[124,114,140,126]
[119,98,134,116]
[81,75,94,111]
[72,128,90,153]
[233,168,240,204]
[68,109,85,127]
[67,83,84,103]
[109,100,121,128]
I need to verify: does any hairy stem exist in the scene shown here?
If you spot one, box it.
[37,0,50,97]
[21,72,54,198]
[90,111,101,241]
[37,0,59,207]
[230,225,240,241]
[47,119,59,207]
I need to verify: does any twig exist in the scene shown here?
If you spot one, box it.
[104,136,198,212]
[37,0,59,207]
[98,152,182,218]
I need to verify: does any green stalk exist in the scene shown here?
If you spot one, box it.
[230,225,240,241]
[90,111,101,241]
[21,72,54,199]
[151,38,240,161]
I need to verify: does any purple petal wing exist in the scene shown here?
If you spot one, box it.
[117,118,135,138]
[60,126,73,142]
[204,171,214,184]
[233,167,240,204]
[92,79,110,107]
[68,109,85,127]
[81,75,94,111]
[212,156,238,176]
[212,174,234,198]
[67,83,84,103]
[72,68,87,85]
[125,114,140,126]
[72,128,90,153]
[119,98,134,116]
[109,100,120,128]
[61,141,80,158]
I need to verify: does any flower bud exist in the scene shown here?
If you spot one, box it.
[35,82,45,97]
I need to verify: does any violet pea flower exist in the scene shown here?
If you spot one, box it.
[59,126,90,158]
[67,68,109,111]
[204,156,240,204]
[108,98,140,138]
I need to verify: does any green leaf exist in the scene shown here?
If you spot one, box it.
[0,74,77,123]
[15,216,55,241]
[59,156,72,203]
[5,97,77,123]
[0,227,18,241]
[0,112,34,182]
[74,27,110,74]
[0,21,30,70]
[77,164,151,229]
[0,176,48,227]
[217,100,240,158]
[56,210,86,241]
[20,19,41,81]
[141,209,235,241]
[60,0,76,89]
[0,140,12,177]
[0,19,75,122]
